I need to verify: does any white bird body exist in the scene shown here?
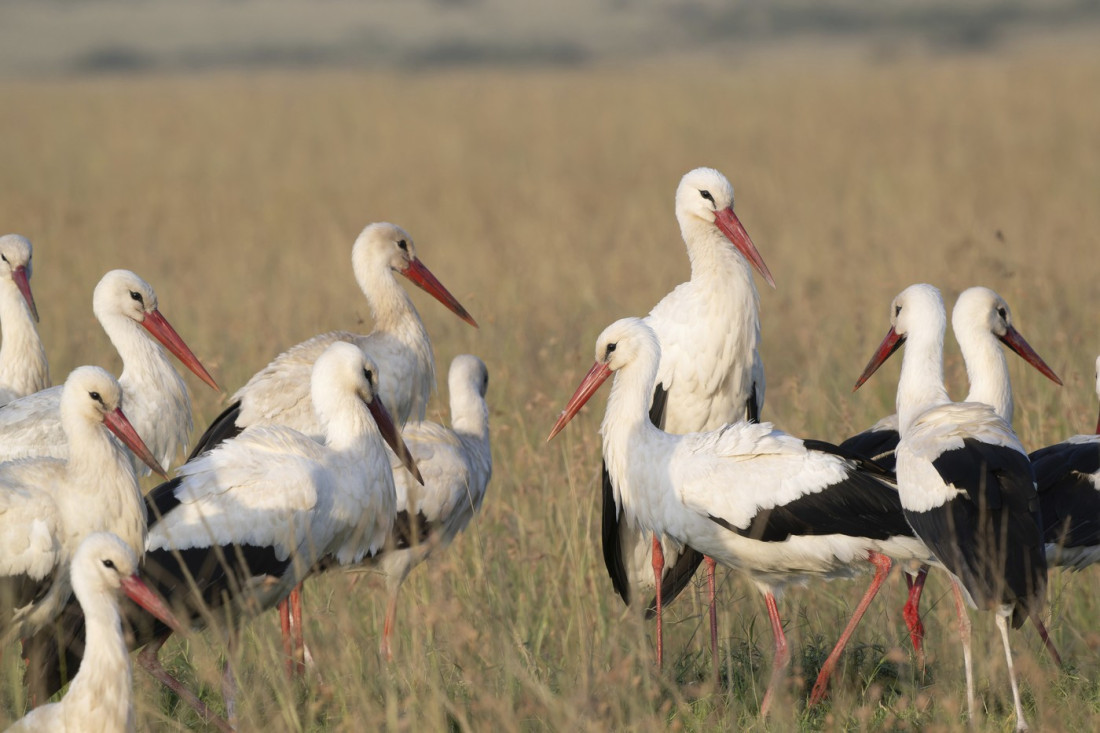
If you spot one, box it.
[370,355,491,658]
[0,234,48,405]
[0,270,218,474]
[4,533,182,733]
[0,367,159,643]
[611,167,773,609]
[208,223,476,452]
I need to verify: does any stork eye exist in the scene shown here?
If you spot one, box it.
[129,291,144,304]
[89,391,103,404]
[397,239,408,252]
[894,305,902,317]
[0,255,7,264]
[102,559,116,570]
[997,307,1007,319]
[699,190,715,204]
[363,368,374,383]
[605,343,617,359]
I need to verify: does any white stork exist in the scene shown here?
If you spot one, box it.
[1,366,166,644]
[855,283,1047,731]
[0,235,48,406]
[32,343,419,725]
[606,167,775,669]
[549,317,932,715]
[0,270,219,474]
[3,533,182,733]
[1031,355,1100,570]
[189,222,477,456]
[364,353,491,660]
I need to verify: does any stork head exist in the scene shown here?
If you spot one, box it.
[60,365,167,477]
[92,270,219,391]
[674,167,774,288]
[855,283,945,390]
[352,222,477,327]
[71,532,183,632]
[952,286,1062,386]
[547,317,659,441]
[0,233,39,321]
[312,341,423,485]
[449,354,489,400]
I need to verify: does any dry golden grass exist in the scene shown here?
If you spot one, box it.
[2,34,1100,731]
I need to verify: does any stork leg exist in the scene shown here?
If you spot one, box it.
[380,588,400,662]
[651,534,665,670]
[809,551,892,705]
[995,611,1030,732]
[902,564,929,667]
[137,634,234,733]
[950,580,976,726]
[705,555,719,677]
[760,591,789,717]
[1029,612,1063,668]
[289,585,305,676]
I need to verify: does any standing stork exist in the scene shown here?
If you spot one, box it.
[365,354,492,660]
[28,343,419,724]
[854,283,1047,731]
[3,533,182,733]
[605,167,775,669]
[0,270,219,474]
[1030,355,1100,569]
[189,222,477,455]
[549,318,934,714]
[0,235,48,406]
[1,366,166,645]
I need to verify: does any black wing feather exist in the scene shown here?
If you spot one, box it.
[187,400,244,461]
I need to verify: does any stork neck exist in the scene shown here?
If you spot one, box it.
[64,585,133,731]
[0,277,48,395]
[683,223,759,293]
[317,397,375,455]
[896,326,951,437]
[957,322,1014,423]
[450,387,489,443]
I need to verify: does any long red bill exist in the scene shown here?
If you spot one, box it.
[402,258,478,328]
[368,397,423,485]
[854,327,905,391]
[713,207,776,289]
[142,309,220,391]
[104,407,169,478]
[12,265,38,322]
[547,361,613,442]
[120,574,185,633]
[998,326,1063,386]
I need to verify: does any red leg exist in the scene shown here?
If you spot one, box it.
[289,585,305,676]
[380,588,399,662]
[760,591,789,716]
[651,534,665,670]
[1030,612,1063,668]
[137,634,234,733]
[809,552,892,705]
[706,555,718,676]
[902,564,929,666]
[278,595,293,678]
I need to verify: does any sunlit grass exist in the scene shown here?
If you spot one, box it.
[2,33,1099,730]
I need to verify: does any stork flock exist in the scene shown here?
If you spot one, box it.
[0,165,1095,731]
[548,168,1099,730]
[0,225,492,731]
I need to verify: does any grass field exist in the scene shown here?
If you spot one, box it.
[1,32,1100,731]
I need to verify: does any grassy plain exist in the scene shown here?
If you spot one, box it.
[1,34,1100,731]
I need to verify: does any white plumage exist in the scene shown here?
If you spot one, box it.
[0,366,163,643]
[0,234,48,405]
[369,354,492,659]
[0,270,219,474]
[3,533,181,733]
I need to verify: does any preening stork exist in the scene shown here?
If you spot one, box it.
[855,283,1048,731]
[604,167,775,668]
[3,533,182,733]
[1031,355,1100,570]
[1,366,165,645]
[0,235,48,406]
[0,270,219,474]
[189,222,477,456]
[364,354,491,660]
[27,343,418,723]
[549,318,932,714]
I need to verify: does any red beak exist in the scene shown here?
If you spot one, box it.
[998,325,1063,386]
[547,361,613,442]
[854,326,905,391]
[103,407,168,479]
[141,309,220,392]
[368,396,423,485]
[12,265,38,322]
[120,574,185,633]
[713,207,775,289]
[401,258,478,328]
